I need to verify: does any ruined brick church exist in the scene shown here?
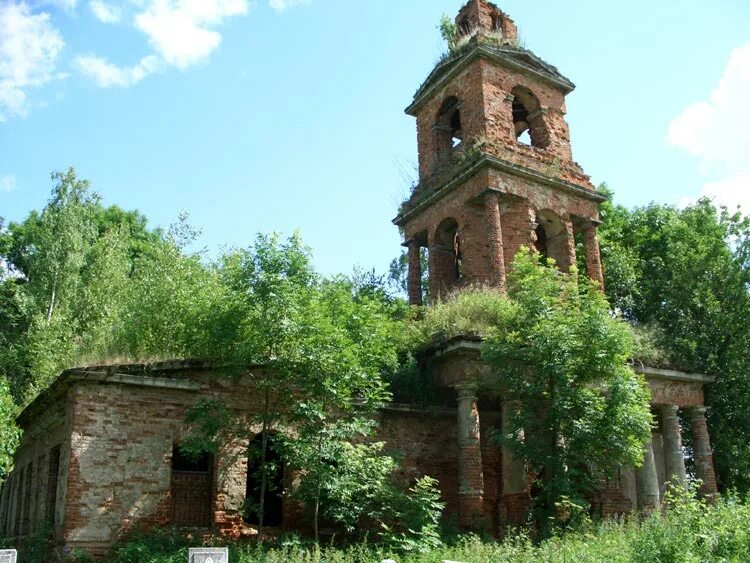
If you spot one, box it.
[0,1,718,557]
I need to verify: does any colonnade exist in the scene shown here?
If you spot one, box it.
[455,388,718,528]
[404,193,604,305]
[636,405,718,509]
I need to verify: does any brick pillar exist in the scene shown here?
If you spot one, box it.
[484,192,507,294]
[659,405,687,489]
[456,383,484,529]
[686,407,718,499]
[427,234,439,303]
[583,221,605,288]
[562,214,576,273]
[501,400,528,526]
[406,240,423,306]
[635,435,660,512]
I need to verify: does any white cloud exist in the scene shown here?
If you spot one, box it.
[74,53,161,87]
[0,2,65,121]
[36,0,78,11]
[679,175,750,212]
[77,0,251,88]
[75,0,310,87]
[668,44,750,212]
[134,0,249,69]
[88,0,120,23]
[0,174,16,192]
[269,0,310,12]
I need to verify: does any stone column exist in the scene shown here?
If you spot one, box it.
[484,192,507,294]
[406,240,423,306]
[635,436,661,511]
[501,400,527,525]
[562,214,576,273]
[659,405,687,489]
[583,221,605,288]
[456,383,484,528]
[686,407,719,499]
[427,231,442,303]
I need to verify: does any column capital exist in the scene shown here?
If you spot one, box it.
[579,218,602,229]
[658,404,680,416]
[686,405,710,416]
[456,382,479,400]
[401,238,422,248]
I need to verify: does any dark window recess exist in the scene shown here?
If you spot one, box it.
[13,469,22,537]
[46,446,61,526]
[170,445,213,528]
[244,433,284,527]
[435,96,463,163]
[171,447,212,473]
[535,224,548,258]
[22,462,33,535]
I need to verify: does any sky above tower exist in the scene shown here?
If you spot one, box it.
[1,0,749,277]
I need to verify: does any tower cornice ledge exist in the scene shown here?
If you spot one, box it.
[406,42,575,117]
[393,153,608,227]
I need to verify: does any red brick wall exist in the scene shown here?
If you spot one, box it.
[0,393,72,544]
[402,166,600,296]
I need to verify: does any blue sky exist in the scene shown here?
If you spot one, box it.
[1,0,749,277]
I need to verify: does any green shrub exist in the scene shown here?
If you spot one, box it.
[100,494,750,562]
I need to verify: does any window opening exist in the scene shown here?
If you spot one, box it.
[170,445,212,528]
[435,97,463,163]
[491,13,503,33]
[510,86,550,149]
[534,224,548,258]
[244,433,284,527]
[46,446,61,526]
[459,17,471,35]
[534,210,572,271]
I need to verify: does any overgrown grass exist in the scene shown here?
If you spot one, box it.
[55,493,750,562]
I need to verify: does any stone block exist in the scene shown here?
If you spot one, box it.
[188,547,228,563]
[0,550,16,563]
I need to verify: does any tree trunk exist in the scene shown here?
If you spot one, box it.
[257,386,270,539]
[46,275,58,323]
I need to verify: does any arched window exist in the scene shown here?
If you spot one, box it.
[432,218,463,295]
[435,96,463,164]
[244,433,284,527]
[458,17,472,36]
[491,13,503,33]
[510,86,550,149]
[534,210,572,271]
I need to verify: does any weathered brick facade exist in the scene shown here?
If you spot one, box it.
[397,0,606,302]
[0,362,718,557]
[0,1,720,558]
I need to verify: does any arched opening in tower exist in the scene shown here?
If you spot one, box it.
[534,210,573,271]
[433,218,463,294]
[511,86,550,149]
[435,96,463,164]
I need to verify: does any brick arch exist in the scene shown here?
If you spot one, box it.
[430,217,463,298]
[510,86,550,149]
[434,96,463,164]
[534,209,573,271]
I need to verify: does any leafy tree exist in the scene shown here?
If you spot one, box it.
[0,380,21,484]
[438,15,458,51]
[203,233,318,535]
[598,195,750,492]
[278,275,402,540]
[421,251,652,532]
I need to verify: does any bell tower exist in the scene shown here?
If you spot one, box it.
[396,0,606,304]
